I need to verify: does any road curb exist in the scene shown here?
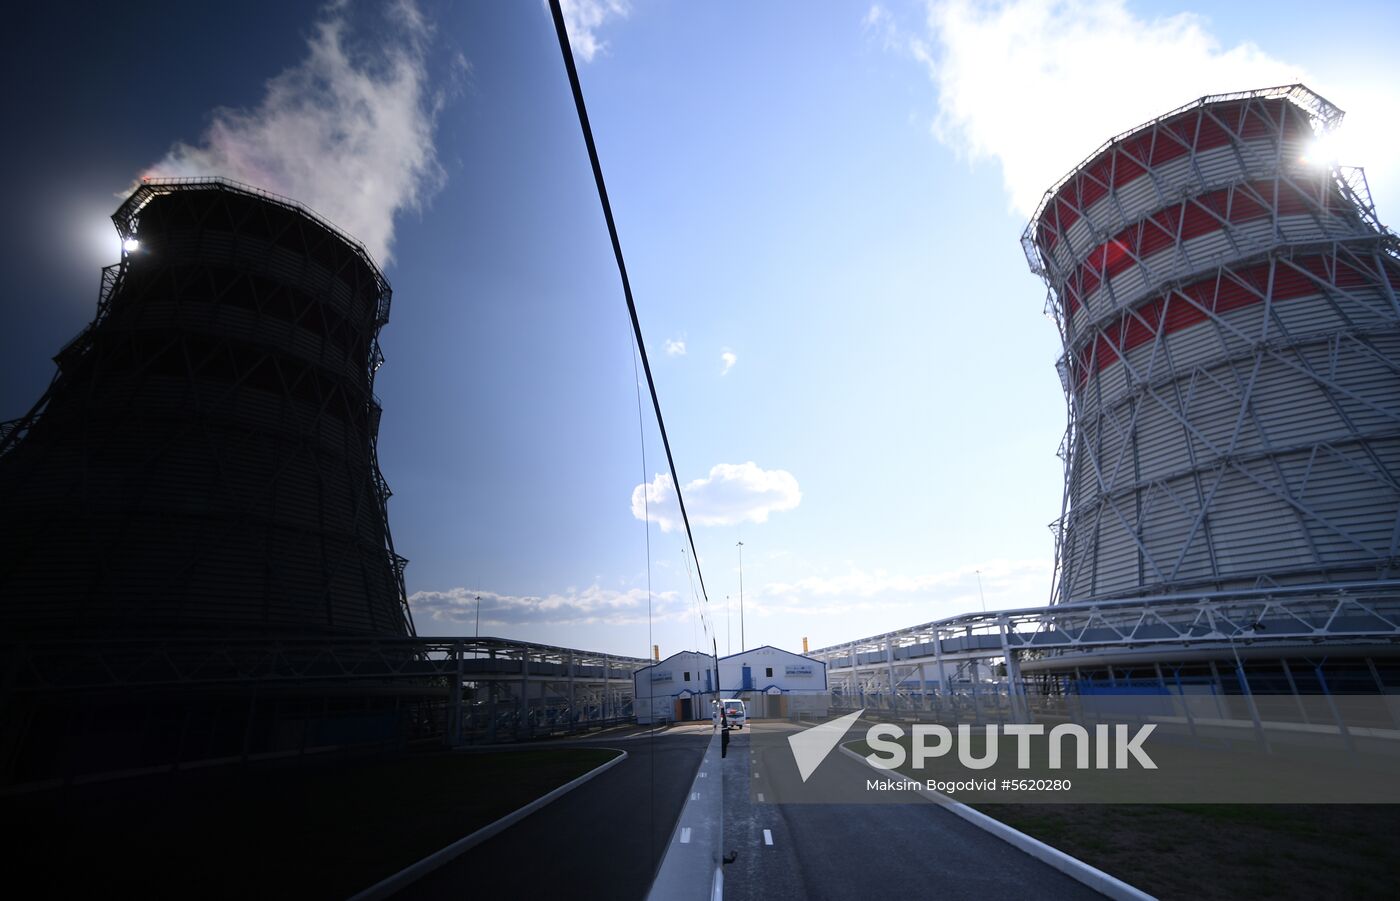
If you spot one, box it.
[838,744,1154,901]
[349,748,629,901]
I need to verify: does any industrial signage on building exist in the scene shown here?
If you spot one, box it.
[651,670,672,683]
[785,664,813,677]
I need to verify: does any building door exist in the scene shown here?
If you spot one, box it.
[741,665,753,691]
[680,697,693,720]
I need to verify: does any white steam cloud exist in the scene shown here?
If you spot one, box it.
[143,0,452,264]
[912,0,1305,217]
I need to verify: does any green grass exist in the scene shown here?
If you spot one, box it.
[5,747,620,899]
[976,802,1400,900]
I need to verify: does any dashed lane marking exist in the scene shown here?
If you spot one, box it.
[763,830,774,846]
[680,828,692,844]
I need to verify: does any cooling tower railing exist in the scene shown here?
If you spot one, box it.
[1020,84,1347,280]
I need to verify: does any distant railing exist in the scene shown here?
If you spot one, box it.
[0,635,650,694]
[811,582,1400,668]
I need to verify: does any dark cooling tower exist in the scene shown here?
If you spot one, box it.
[0,178,413,637]
[1024,86,1400,605]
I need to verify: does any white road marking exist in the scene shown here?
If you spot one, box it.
[691,793,700,801]
[680,828,692,844]
[700,771,708,778]
[757,793,764,802]
[753,772,759,778]
[763,829,774,846]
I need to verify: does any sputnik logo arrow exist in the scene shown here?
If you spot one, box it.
[788,709,865,782]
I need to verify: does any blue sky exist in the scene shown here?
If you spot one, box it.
[2,1,1397,658]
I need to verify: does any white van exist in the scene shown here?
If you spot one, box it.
[720,698,747,730]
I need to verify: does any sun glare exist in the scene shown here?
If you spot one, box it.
[1301,132,1336,167]
[1300,125,1362,169]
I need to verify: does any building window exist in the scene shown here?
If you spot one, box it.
[684,671,691,682]
[766,667,773,677]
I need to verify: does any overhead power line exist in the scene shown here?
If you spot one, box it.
[547,0,713,611]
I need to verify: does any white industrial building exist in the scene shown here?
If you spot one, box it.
[632,645,829,724]
[718,646,828,719]
[632,651,720,725]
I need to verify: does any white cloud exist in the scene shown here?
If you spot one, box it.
[142,0,453,264]
[916,0,1305,218]
[409,583,685,627]
[720,350,737,375]
[664,338,687,356]
[559,0,630,63]
[410,559,1053,640]
[864,3,906,52]
[753,558,1053,622]
[632,462,801,532]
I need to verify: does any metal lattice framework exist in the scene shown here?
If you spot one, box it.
[0,635,641,693]
[0,178,413,637]
[0,635,649,784]
[1022,85,1400,606]
[808,584,1400,713]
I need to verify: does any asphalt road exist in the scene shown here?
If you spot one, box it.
[718,721,1103,901]
[399,727,710,901]
[396,720,1106,900]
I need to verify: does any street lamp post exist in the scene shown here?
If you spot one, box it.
[737,540,746,653]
